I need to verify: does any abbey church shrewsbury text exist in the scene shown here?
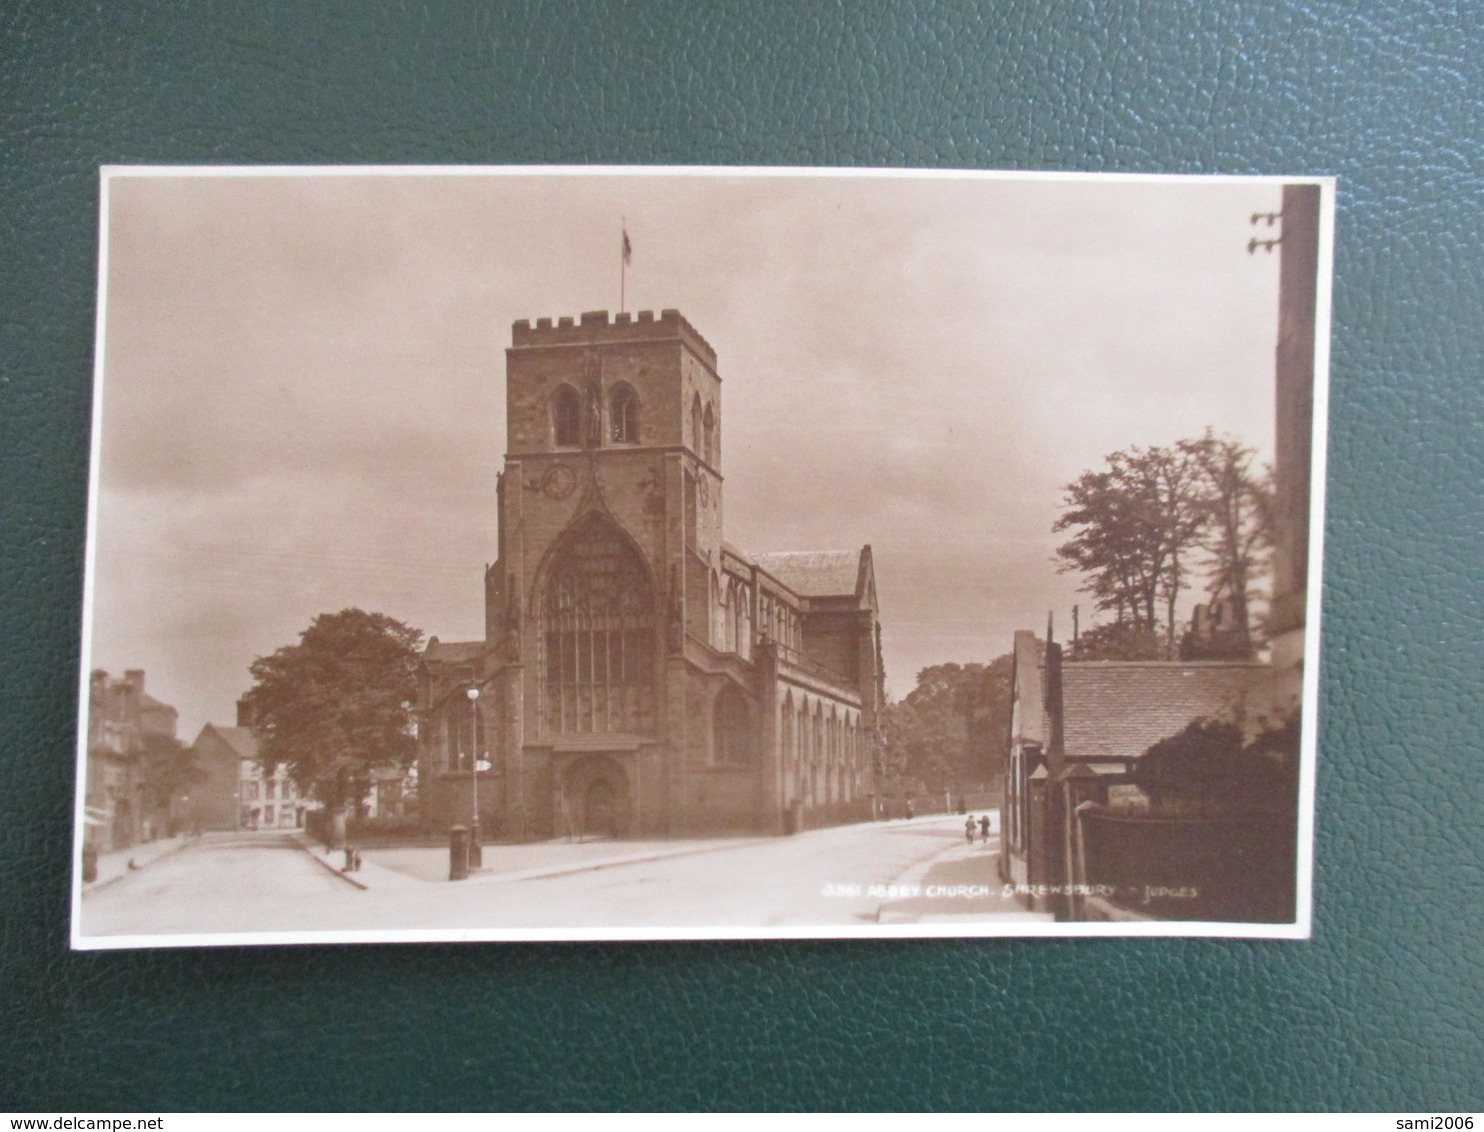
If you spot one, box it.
[418,309,885,841]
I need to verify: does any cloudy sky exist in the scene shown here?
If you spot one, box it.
[88,168,1286,736]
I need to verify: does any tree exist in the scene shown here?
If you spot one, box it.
[1134,708,1299,818]
[1180,430,1274,653]
[1066,622,1166,661]
[880,658,1013,791]
[1054,444,1205,650]
[1055,433,1272,658]
[241,609,423,816]
[138,731,202,832]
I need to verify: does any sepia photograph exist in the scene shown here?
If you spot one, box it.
[74,166,1331,947]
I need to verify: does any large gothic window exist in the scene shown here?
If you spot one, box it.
[553,385,581,447]
[540,515,657,735]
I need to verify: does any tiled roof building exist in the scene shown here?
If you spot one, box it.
[1001,630,1277,908]
[1061,662,1273,763]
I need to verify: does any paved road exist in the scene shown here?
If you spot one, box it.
[79,815,1041,941]
[464,815,1017,929]
[79,831,357,937]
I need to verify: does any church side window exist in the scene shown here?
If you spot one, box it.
[685,473,698,550]
[540,515,657,735]
[610,384,638,444]
[734,579,751,660]
[781,693,795,769]
[713,685,753,766]
[553,386,581,447]
[443,691,481,771]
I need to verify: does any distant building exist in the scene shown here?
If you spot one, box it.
[365,765,417,822]
[237,751,306,831]
[177,723,245,833]
[84,669,179,850]
[182,700,306,832]
[418,309,885,841]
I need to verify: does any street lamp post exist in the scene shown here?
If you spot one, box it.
[466,685,482,869]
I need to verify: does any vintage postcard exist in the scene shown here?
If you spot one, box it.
[74,166,1332,947]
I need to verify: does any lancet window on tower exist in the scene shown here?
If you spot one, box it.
[553,385,582,447]
[609,384,638,444]
[540,515,657,735]
[555,385,581,448]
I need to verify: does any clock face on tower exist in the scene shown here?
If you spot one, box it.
[542,463,577,500]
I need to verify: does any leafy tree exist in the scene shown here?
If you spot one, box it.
[1066,622,1166,661]
[138,731,203,829]
[1180,430,1274,654]
[1055,433,1272,658]
[241,609,423,816]
[1054,444,1205,650]
[1134,708,1299,817]
[881,657,1013,791]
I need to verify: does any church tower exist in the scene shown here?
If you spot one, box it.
[418,307,880,845]
[481,309,724,840]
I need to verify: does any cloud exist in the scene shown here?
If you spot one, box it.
[89,170,1285,729]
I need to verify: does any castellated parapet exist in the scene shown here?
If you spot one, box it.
[511,308,717,368]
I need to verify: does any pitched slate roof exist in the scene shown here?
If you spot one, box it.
[424,639,486,663]
[203,724,257,761]
[754,550,863,598]
[1061,662,1272,762]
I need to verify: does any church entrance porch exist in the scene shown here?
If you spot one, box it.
[555,753,633,841]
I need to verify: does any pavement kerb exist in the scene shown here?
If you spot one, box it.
[292,816,984,894]
[459,835,779,886]
[82,835,195,896]
[873,815,1005,923]
[291,833,371,890]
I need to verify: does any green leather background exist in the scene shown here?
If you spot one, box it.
[3,1,1481,1112]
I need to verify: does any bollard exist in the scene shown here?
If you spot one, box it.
[467,821,482,870]
[448,824,469,881]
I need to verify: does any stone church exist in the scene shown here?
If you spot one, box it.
[417,308,885,841]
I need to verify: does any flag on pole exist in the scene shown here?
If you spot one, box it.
[622,228,633,265]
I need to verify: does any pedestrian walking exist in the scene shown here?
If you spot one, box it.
[965,816,976,844]
[979,814,991,843]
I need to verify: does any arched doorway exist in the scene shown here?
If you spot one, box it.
[561,755,631,841]
[584,778,620,839]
